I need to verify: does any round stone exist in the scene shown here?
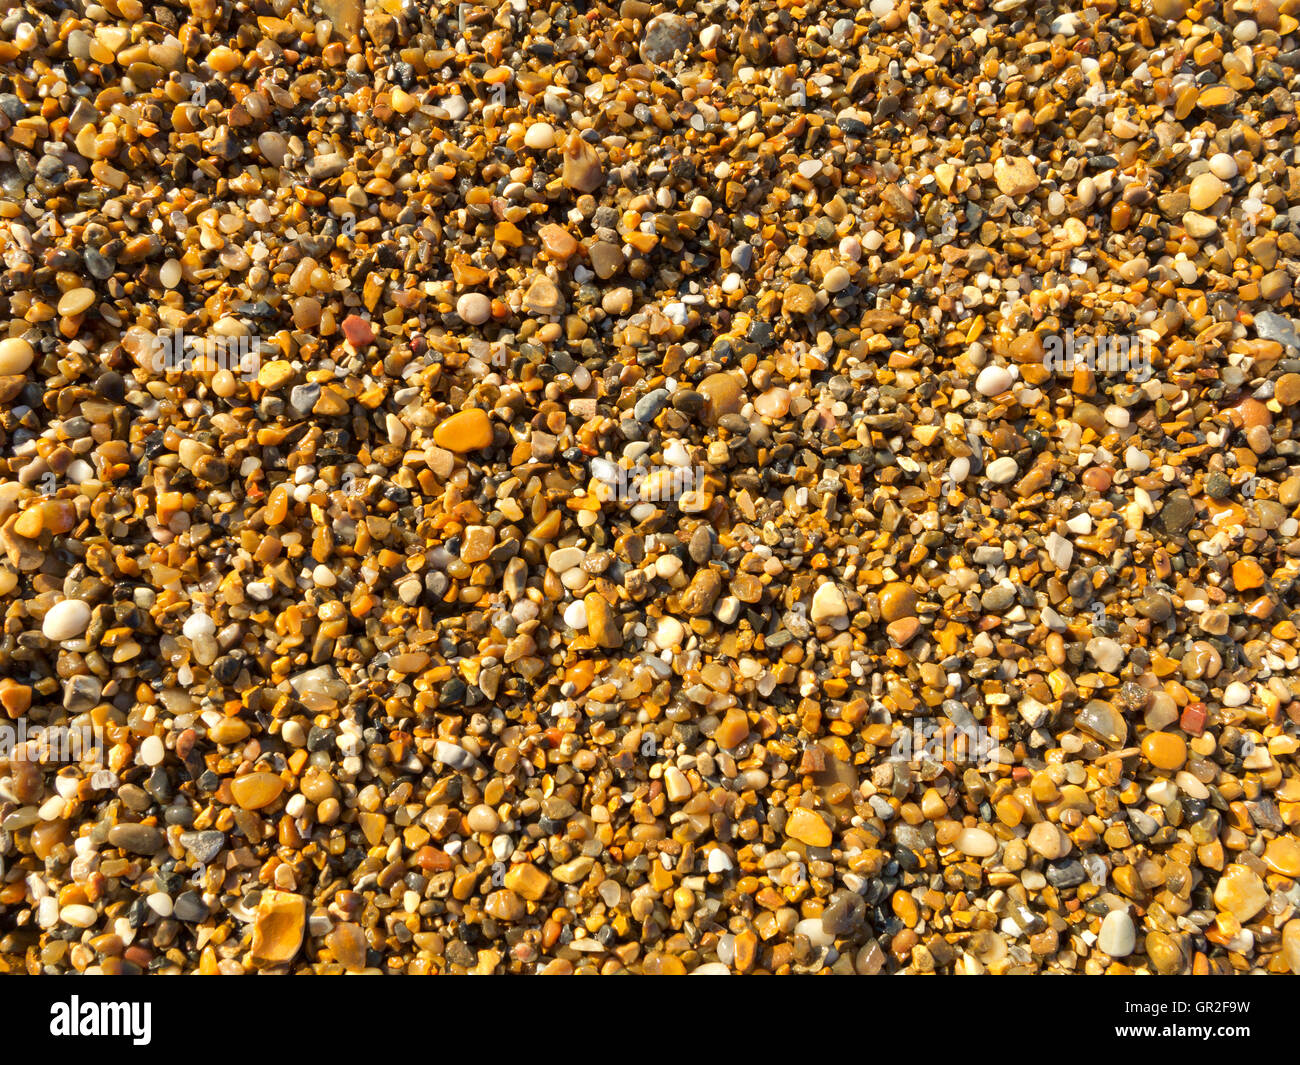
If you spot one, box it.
[954,827,998,857]
[466,803,500,833]
[1208,152,1238,180]
[0,337,35,374]
[975,364,1013,396]
[986,457,1019,483]
[140,736,166,766]
[639,13,691,65]
[1189,173,1226,211]
[699,372,743,424]
[878,582,918,622]
[58,287,96,316]
[523,122,555,150]
[456,293,492,325]
[231,772,285,810]
[1141,732,1187,771]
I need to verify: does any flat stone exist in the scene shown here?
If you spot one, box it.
[1264,836,1300,877]
[107,823,165,854]
[251,890,306,965]
[994,156,1039,196]
[1254,310,1299,349]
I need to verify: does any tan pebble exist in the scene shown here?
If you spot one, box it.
[0,338,35,375]
[58,288,96,316]
[1189,173,1226,210]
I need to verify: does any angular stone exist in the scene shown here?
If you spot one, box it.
[251,890,306,965]
[786,807,832,848]
[714,708,749,750]
[810,582,847,624]
[561,135,603,193]
[503,862,551,901]
[1213,864,1269,922]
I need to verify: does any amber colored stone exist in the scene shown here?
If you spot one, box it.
[251,890,306,965]
[1264,837,1300,878]
[433,409,493,452]
[504,862,551,901]
[1141,732,1187,771]
[714,707,749,749]
[230,772,284,810]
[786,807,832,847]
[699,372,743,424]
[1232,558,1265,590]
[879,581,918,622]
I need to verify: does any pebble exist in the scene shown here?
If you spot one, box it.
[1098,911,1136,958]
[42,599,91,641]
[433,409,493,452]
[456,293,492,325]
[0,337,35,374]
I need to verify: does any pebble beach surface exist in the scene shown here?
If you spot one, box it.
[2,0,1300,975]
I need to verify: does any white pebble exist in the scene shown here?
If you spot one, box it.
[456,292,491,326]
[1222,682,1250,707]
[563,600,588,629]
[183,612,215,640]
[975,364,1013,396]
[42,599,91,641]
[140,736,166,766]
[523,122,555,150]
[1209,152,1238,180]
[986,457,1019,483]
